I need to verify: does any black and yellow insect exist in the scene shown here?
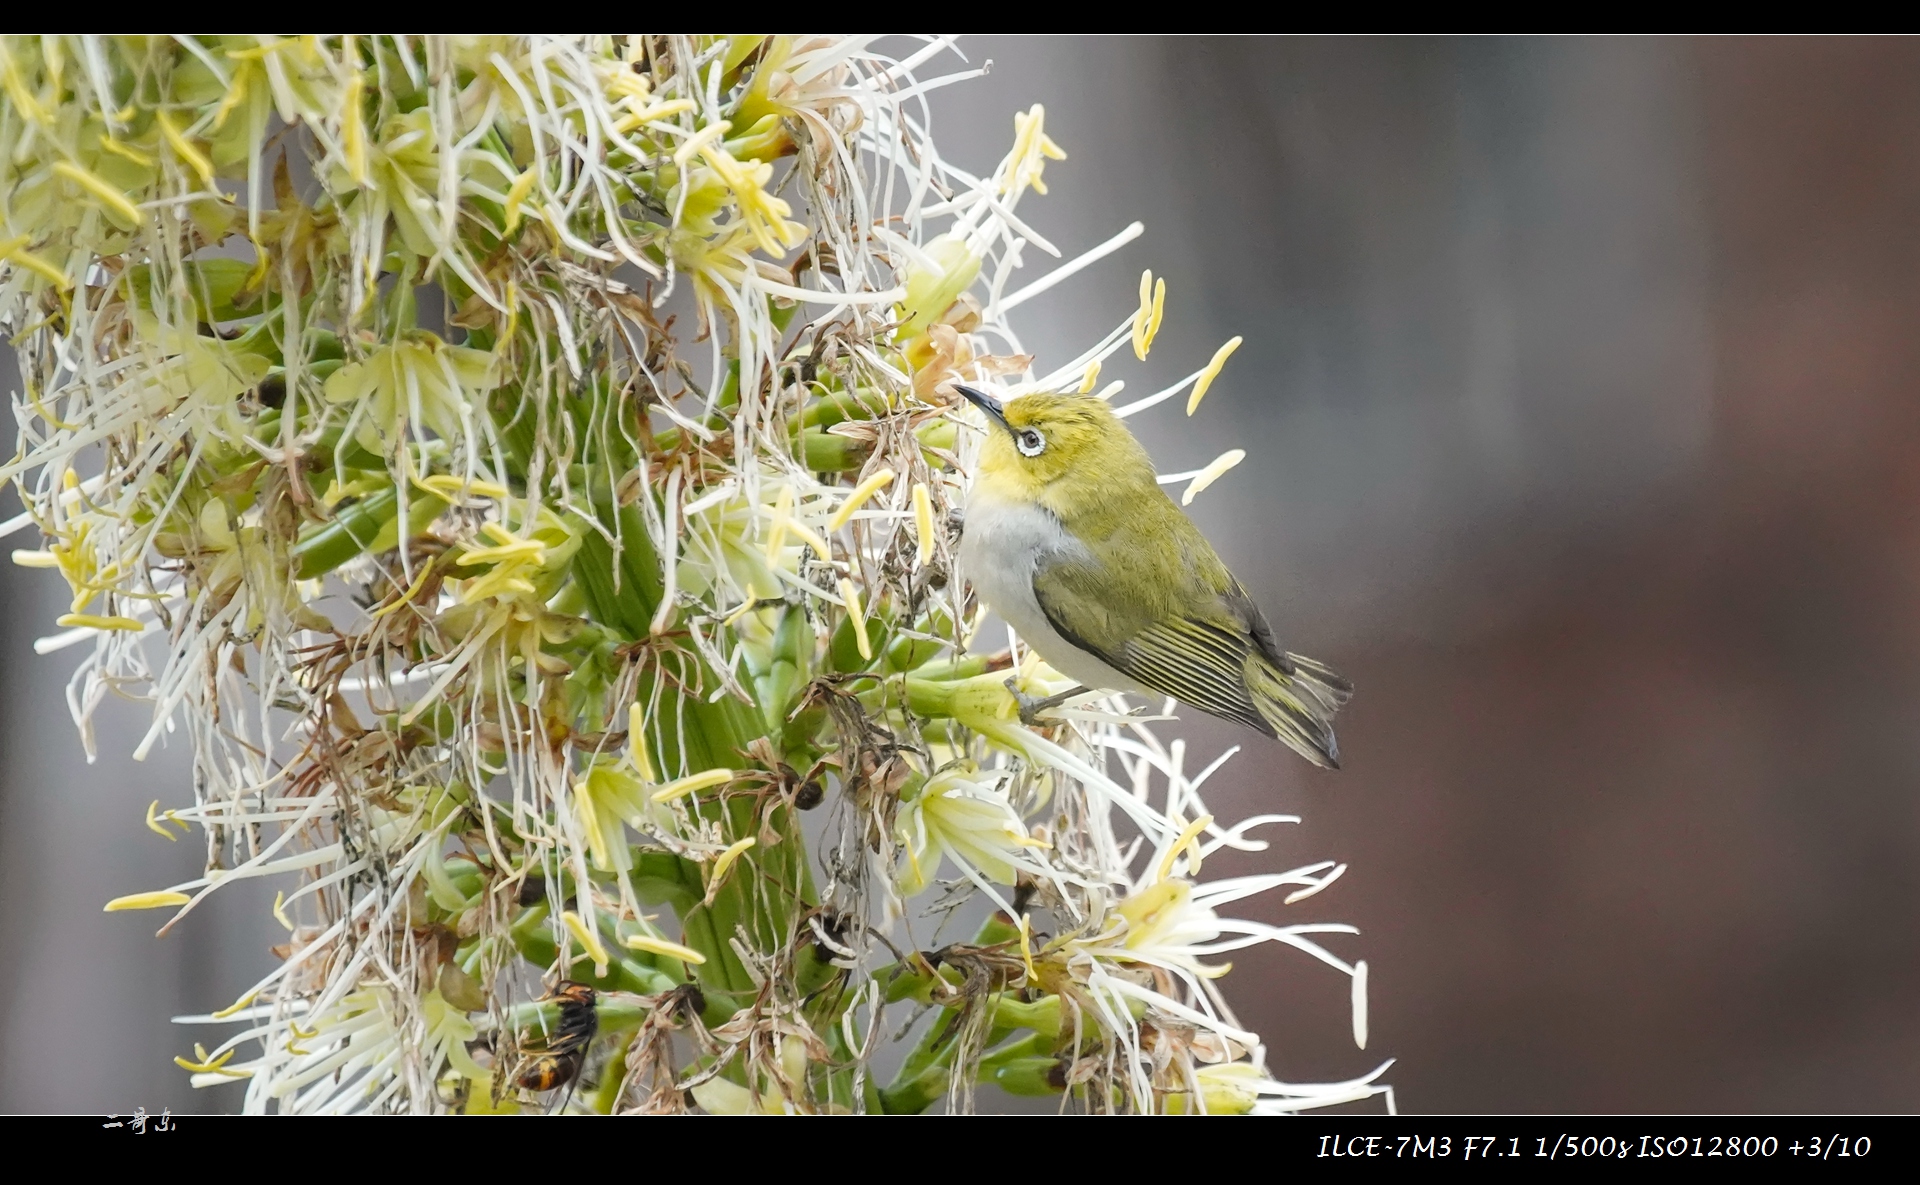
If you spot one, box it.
[514,981,598,1092]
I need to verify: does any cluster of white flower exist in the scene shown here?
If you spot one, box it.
[2,35,1388,1113]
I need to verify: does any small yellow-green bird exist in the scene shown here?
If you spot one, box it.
[956,385,1351,768]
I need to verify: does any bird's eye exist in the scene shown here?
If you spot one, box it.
[1016,428,1046,457]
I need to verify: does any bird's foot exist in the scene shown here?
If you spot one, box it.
[1007,678,1091,726]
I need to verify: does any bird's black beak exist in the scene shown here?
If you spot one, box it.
[956,384,1010,431]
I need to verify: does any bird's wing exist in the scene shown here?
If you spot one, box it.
[1223,576,1353,713]
[1118,617,1274,733]
[1223,577,1294,674]
[1031,561,1272,734]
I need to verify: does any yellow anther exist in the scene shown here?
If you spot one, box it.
[1181,450,1245,507]
[340,73,368,185]
[96,133,154,168]
[626,704,658,783]
[1017,913,1037,983]
[497,280,521,355]
[911,482,935,567]
[650,768,734,804]
[686,132,806,255]
[155,110,214,187]
[503,167,538,236]
[211,991,259,1020]
[562,910,611,976]
[1003,104,1066,197]
[416,474,511,502]
[479,521,521,547]
[1079,359,1102,394]
[1131,270,1167,360]
[1154,813,1213,882]
[902,828,926,888]
[837,578,871,661]
[458,537,544,566]
[174,1044,240,1074]
[224,41,292,62]
[622,933,707,965]
[220,242,272,308]
[765,485,830,559]
[145,800,181,841]
[572,776,603,846]
[209,61,254,131]
[320,476,380,511]
[54,160,143,225]
[369,563,433,620]
[0,236,69,289]
[458,573,535,603]
[722,596,762,628]
[672,120,731,168]
[763,485,794,563]
[104,890,191,912]
[603,67,652,102]
[57,612,145,632]
[785,518,830,560]
[1187,336,1243,416]
[272,890,295,931]
[612,99,698,133]
[42,37,63,93]
[0,43,50,124]
[710,837,756,882]
[826,467,895,532]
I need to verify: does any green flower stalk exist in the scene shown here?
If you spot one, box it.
[1,34,1391,1114]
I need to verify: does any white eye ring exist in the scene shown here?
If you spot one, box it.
[1015,428,1046,457]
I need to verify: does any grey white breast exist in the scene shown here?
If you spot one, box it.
[958,486,1143,694]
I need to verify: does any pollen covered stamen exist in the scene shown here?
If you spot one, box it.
[827,467,895,532]
[1079,360,1102,393]
[1155,813,1214,882]
[1180,450,1246,506]
[104,890,191,912]
[627,703,658,784]
[912,482,936,566]
[838,576,872,661]
[1132,269,1167,360]
[561,909,611,976]
[1187,337,1243,416]
[623,932,707,965]
[650,768,735,805]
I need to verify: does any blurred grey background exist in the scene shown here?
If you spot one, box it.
[6,35,1919,1112]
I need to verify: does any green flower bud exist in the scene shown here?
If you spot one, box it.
[991,1056,1066,1097]
[896,234,981,341]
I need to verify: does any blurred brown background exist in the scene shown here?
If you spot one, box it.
[5,36,1918,1112]
[926,35,1920,1113]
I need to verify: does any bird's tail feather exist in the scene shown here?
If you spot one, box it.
[1245,652,1352,769]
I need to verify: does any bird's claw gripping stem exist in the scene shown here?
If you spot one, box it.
[1007,678,1090,726]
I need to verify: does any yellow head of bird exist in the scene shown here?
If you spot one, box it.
[959,386,1151,500]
